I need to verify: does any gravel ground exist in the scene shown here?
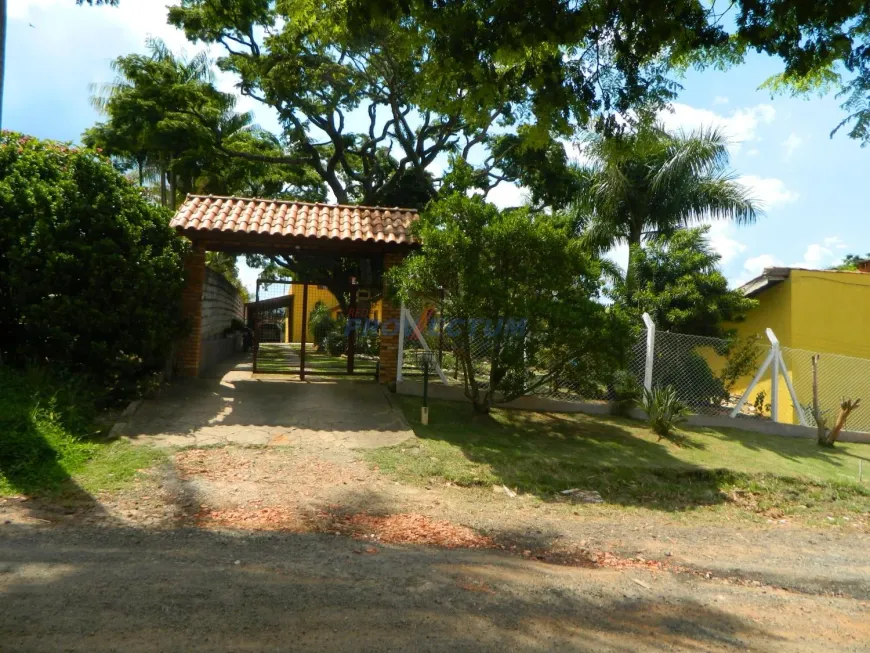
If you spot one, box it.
[1,524,868,652]
[2,445,869,651]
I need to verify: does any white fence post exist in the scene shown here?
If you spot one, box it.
[729,328,807,426]
[396,301,406,382]
[768,328,780,423]
[642,312,655,392]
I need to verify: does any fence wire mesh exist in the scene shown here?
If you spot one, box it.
[648,331,770,417]
[397,304,870,432]
[781,347,870,432]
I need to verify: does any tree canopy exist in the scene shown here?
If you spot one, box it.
[0,132,187,398]
[568,119,759,293]
[611,227,757,338]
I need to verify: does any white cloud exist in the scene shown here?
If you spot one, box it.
[781,132,804,158]
[737,175,799,210]
[802,243,831,267]
[658,102,776,152]
[705,222,746,264]
[744,254,783,276]
[486,182,527,210]
[740,236,845,285]
[746,148,760,157]
[713,96,729,105]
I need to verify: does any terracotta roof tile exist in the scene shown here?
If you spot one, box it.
[170,195,419,245]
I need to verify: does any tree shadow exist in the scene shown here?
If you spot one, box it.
[0,522,788,652]
[0,403,110,523]
[400,400,737,512]
[684,422,870,473]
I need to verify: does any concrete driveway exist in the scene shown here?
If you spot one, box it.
[117,355,413,458]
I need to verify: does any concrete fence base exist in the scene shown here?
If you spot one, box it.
[395,380,870,444]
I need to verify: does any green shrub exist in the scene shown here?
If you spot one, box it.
[0,366,164,496]
[641,385,691,441]
[610,369,642,417]
[309,302,335,351]
[0,132,187,401]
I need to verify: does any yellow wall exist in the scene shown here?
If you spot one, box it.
[283,285,383,343]
[788,270,870,357]
[730,270,870,425]
[729,280,794,423]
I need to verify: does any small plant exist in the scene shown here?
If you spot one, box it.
[610,369,642,417]
[640,385,691,442]
[752,390,767,417]
[309,302,335,352]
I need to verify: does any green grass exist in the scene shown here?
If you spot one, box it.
[255,343,378,375]
[368,397,870,521]
[0,367,165,498]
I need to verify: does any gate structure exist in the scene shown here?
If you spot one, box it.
[249,279,381,379]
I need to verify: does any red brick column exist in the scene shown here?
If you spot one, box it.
[379,252,405,385]
[177,242,206,377]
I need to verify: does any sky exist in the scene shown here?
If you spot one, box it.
[5,0,869,293]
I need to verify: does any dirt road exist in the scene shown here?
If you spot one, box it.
[2,444,869,651]
[1,523,868,652]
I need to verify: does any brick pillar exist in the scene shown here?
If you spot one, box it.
[177,242,206,377]
[378,252,405,385]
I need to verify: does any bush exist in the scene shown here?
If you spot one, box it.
[641,385,691,441]
[610,369,642,417]
[309,301,335,352]
[0,366,163,496]
[0,132,187,401]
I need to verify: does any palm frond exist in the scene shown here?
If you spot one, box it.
[651,124,730,192]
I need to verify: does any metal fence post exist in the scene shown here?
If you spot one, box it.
[767,328,780,423]
[642,312,655,392]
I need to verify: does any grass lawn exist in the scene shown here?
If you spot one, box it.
[255,343,378,375]
[369,397,870,523]
[0,368,165,499]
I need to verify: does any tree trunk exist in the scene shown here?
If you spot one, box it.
[812,353,861,446]
[169,168,177,209]
[624,224,644,297]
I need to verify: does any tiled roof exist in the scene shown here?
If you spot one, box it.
[170,195,419,245]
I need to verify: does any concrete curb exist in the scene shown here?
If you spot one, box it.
[396,380,870,444]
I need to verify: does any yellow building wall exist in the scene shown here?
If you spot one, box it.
[729,279,794,423]
[729,270,870,425]
[788,270,870,356]
[283,285,384,343]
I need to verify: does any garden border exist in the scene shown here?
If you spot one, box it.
[395,380,870,444]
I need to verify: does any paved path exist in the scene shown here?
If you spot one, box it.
[119,355,413,457]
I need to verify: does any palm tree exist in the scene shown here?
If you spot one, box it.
[571,120,760,293]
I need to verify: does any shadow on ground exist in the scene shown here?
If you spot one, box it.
[120,354,412,450]
[0,523,784,652]
[389,398,870,513]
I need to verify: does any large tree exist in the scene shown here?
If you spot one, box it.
[570,119,759,293]
[0,132,186,397]
[85,38,325,208]
[388,161,629,413]
[611,226,757,338]
[165,0,728,207]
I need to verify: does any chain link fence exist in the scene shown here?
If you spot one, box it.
[397,302,870,431]
[647,330,770,417]
[780,347,870,432]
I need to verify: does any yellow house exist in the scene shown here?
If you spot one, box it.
[283,284,383,343]
[733,265,870,426]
